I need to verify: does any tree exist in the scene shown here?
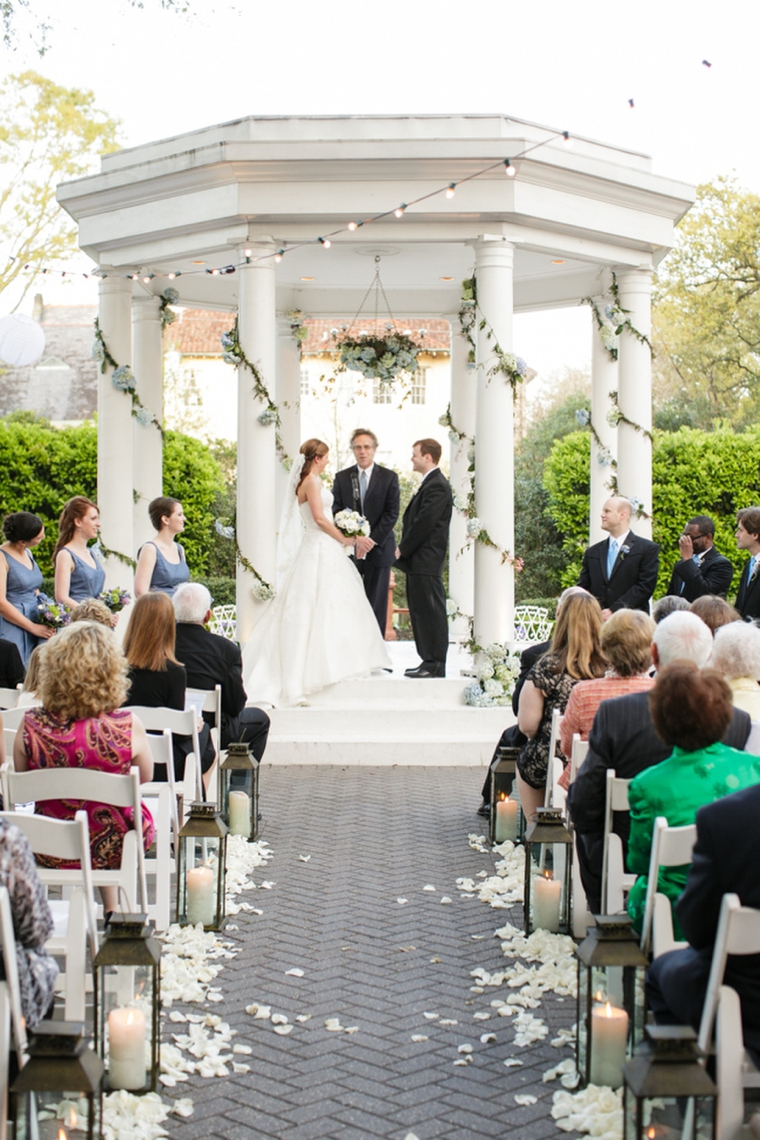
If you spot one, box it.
[0,72,120,307]
[2,1,191,54]
[652,177,760,430]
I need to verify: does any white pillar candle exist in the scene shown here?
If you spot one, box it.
[108,1008,146,1090]
[589,1001,629,1088]
[532,872,562,932]
[228,790,251,838]
[186,865,215,926]
[494,796,518,843]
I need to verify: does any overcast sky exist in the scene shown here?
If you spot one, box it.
[4,0,756,384]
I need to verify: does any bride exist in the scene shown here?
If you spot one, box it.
[243,439,391,706]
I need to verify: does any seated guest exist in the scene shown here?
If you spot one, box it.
[516,591,606,824]
[122,592,214,783]
[646,782,760,1064]
[0,635,24,689]
[0,815,58,1028]
[690,594,740,636]
[69,597,114,628]
[14,622,154,912]
[18,644,44,706]
[627,662,760,936]
[711,621,760,720]
[652,595,690,624]
[560,608,656,767]
[172,583,270,761]
[568,611,752,914]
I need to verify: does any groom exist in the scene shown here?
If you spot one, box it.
[395,438,453,678]
[333,428,400,634]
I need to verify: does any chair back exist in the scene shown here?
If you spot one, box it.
[1,707,25,730]
[640,816,697,956]
[544,708,563,808]
[125,706,202,802]
[0,688,19,710]
[1,766,148,913]
[569,735,589,783]
[698,893,760,1053]
[0,885,27,1061]
[600,772,631,914]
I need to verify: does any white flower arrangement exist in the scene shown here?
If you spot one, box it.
[467,517,483,539]
[257,408,278,426]
[453,493,468,512]
[338,332,420,383]
[464,645,521,707]
[252,580,276,602]
[334,509,371,538]
[112,364,135,393]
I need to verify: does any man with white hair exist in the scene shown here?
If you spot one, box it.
[173,583,270,760]
[568,610,752,912]
[578,496,659,618]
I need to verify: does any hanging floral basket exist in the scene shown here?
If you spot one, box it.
[337,332,420,383]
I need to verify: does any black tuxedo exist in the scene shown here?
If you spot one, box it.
[666,544,734,601]
[333,463,399,633]
[174,622,270,758]
[735,557,760,620]
[647,784,760,1060]
[395,467,453,671]
[567,690,751,912]
[0,638,24,689]
[578,530,659,613]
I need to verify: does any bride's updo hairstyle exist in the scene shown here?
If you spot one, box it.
[296,439,328,493]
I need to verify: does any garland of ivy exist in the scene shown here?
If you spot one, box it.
[580,272,653,363]
[220,316,293,470]
[459,276,529,389]
[93,539,136,571]
[92,318,165,437]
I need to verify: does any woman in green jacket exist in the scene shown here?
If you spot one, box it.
[627,661,760,936]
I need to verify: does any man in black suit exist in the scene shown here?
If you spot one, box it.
[568,611,751,912]
[578,496,659,617]
[395,438,453,679]
[735,506,760,620]
[646,783,760,1061]
[665,514,733,601]
[332,428,400,635]
[0,637,24,689]
[172,583,270,758]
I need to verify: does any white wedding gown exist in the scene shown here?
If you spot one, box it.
[242,487,391,706]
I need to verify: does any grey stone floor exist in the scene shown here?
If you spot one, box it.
[162,766,574,1140]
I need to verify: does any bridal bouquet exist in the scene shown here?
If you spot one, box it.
[99,587,132,613]
[37,594,72,630]
[334,509,371,538]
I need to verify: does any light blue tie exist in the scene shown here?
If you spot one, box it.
[360,469,367,512]
[607,538,618,577]
[749,555,757,584]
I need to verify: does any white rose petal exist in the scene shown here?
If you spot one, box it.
[453,1059,469,1066]
[325,1018,343,1031]
[440,1018,458,1026]
[480,1033,497,1044]
[411,1035,428,1042]
[457,1043,473,1054]
[440,896,453,905]
[261,881,275,889]
[285,968,304,977]
[345,1026,359,1034]
[169,1011,187,1023]
[422,884,436,892]
[271,1014,288,1025]
[397,898,408,905]
[299,854,311,862]
[515,1094,537,1106]
[504,1058,523,1067]
[422,1012,439,1020]
[295,1014,312,1023]
[473,1012,491,1021]
[233,1063,251,1074]
[273,1024,293,1035]
[233,1044,252,1054]
[245,1004,271,1019]
[172,1098,194,1117]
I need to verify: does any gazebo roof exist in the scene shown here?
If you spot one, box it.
[57,113,695,317]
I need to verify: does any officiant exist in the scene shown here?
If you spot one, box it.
[333,429,400,635]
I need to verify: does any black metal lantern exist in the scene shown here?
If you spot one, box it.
[489,745,524,845]
[176,802,228,931]
[623,1026,716,1140]
[218,741,259,841]
[523,808,573,935]
[11,1021,103,1140]
[93,913,161,1093]
[575,915,648,1089]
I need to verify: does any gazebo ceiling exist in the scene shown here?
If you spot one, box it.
[57,114,695,318]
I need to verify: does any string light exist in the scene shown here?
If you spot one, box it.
[274,250,284,263]
[562,131,572,145]
[318,237,331,248]
[445,184,456,199]
[347,221,360,231]
[394,204,406,218]
[504,160,516,177]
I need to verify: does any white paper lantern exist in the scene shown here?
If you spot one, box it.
[0,313,46,367]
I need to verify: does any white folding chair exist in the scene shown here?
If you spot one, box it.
[543,708,563,808]
[125,706,201,809]
[572,830,595,938]
[15,692,40,709]
[600,772,636,915]
[569,735,589,784]
[138,731,175,932]
[0,885,27,1066]
[1,767,148,915]
[0,810,97,1022]
[0,689,19,711]
[186,685,222,800]
[640,816,697,958]
[0,708,25,731]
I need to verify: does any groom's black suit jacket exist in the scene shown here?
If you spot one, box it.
[395,467,452,575]
[332,463,400,568]
[578,530,659,612]
[735,557,760,620]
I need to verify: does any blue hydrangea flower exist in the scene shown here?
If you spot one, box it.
[575,408,590,426]
[134,405,153,426]
[92,340,105,363]
[112,365,135,392]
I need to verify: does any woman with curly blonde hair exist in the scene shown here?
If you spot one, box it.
[14,622,154,910]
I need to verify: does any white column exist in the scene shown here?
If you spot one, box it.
[98,275,135,585]
[275,316,302,521]
[615,267,653,540]
[236,243,277,643]
[132,294,164,550]
[589,302,619,544]
[473,236,515,646]
[448,317,475,639]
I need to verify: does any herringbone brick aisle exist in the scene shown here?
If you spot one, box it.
[164,766,573,1140]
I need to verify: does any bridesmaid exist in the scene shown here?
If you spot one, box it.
[53,496,106,606]
[134,496,190,598]
[0,512,54,666]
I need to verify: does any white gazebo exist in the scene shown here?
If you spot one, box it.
[57,113,694,647]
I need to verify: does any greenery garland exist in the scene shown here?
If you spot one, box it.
[159,287,179,331]
[573,407,651,520]
[214,519,275,600]
[580,272,654,363]
[93,539,136,571]
[459,277,529,390]
[91,318,165,437]
[220,316,292,469]
[286,309,308,348]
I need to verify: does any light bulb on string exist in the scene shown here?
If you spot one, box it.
[445,184,456,199]
[274,250,284,263]
[318,237,331,248]
[394,205,406,218]
[562,130,572,146]
[504,160,516,178]
[347,221,358,231]
[168,272,176,279]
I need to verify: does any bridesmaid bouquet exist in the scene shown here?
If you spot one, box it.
[334,509,371,538]
[37,594,72,630]
[98,587,132,613]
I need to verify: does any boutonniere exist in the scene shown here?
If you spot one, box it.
[619,544,631,560]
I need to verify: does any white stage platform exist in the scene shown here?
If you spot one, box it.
[255,641,516,766]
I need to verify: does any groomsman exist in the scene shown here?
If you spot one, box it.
[578,496,659,618]
[735,506,760,620]
[332,429,400,634]
[665,515,734,601]
[395,439,453,678]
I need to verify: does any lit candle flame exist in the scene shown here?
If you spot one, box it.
[647,1129,656,1140]
[67,1107,78,1128]
[594,990,605,1003]
[498,793,506,802]
[58,1130,67,1140]
[603,1002,613,1018]
[543,870,553,881]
